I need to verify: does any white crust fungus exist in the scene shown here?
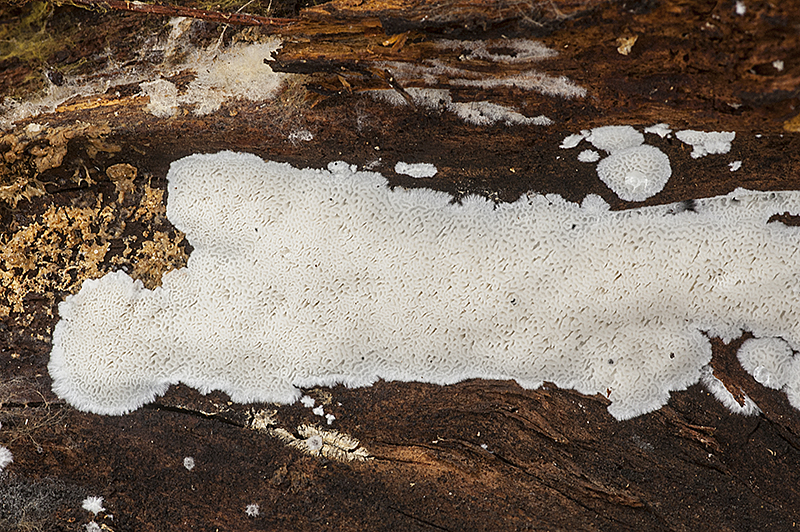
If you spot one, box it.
[560,132,588,149]
[586,125,644,153]
[395,161,438,178]
[564,125,672,202]
[577,149,600,163]
[596,145,672,202]
[738,338,798,398]
[644,123,672,138]
[368,88,553,127]
[49,152,800,421]
[676,130,736,158]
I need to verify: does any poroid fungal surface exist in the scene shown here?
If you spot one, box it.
[49,152,800,420]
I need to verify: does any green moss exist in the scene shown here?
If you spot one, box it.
[0,1,55,65]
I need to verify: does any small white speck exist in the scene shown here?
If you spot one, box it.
[312,405,325,416]
[245,503,260,517]
[0,446,12,470]
[183,456,195,470]
[480,443,488,450]
[82,496,105,514]
[288,129,313,143]
[325,413,336,425]
[306,434,324,453]
[729,160,742,172]
[84,522,101,532]
[300,395,315,408]
[735,1,746,15]
[577,149,600,163]
[772,60,784,71]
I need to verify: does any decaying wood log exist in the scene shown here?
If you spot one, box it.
[1,0,800,530]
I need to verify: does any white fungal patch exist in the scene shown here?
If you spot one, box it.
[81,496,105,515]
[577,149,600,163]
[300,395,315,408]
[596,145,672,202]
[586,125,644,153]
[738,338,797,391]
[368,87,553,127]
[49,152,800,420]
[1,32,285,128]
[395,161,438,178]
[564,125,672,202]
[560,132,588,149]
[644,123,672,138]
[245,504,260,517]
[183,456,195,470]
[0,446,12,471]
[367,38,578,126]
[141,79,180,118]
[676,130,736,158]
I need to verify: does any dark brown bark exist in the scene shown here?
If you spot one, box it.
[1,1,800,531]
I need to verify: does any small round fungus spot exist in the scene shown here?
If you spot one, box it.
[245,503,260,517]
[183,456,195,471]
[596,145,671,202]
[306,434,324,453]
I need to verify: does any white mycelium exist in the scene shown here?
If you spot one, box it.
[676,130,736,158]
[564,126,673,202]
[49,152,800,420]
[596,145,672,202]
[738,337,800,407]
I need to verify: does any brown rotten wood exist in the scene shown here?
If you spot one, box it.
[60,0,298,27]
[1,0,800,531]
